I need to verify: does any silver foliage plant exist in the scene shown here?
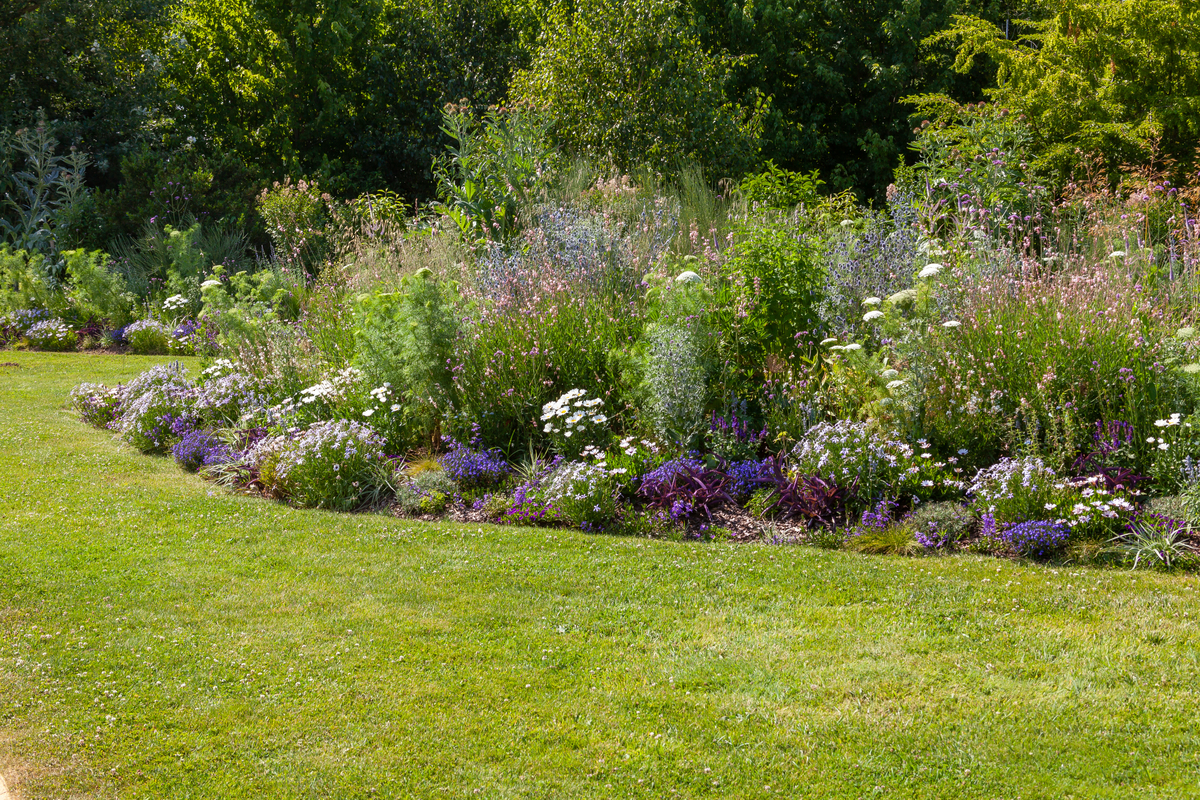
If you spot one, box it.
[645,322,706,446]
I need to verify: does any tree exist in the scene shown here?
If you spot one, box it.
[166,0,527,199]
[511,0,764,179]
[688,0,1038,197]
[933,0,1200,182]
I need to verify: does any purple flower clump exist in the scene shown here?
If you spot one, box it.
[726,458,772,500]
[172,427,231,472]
[1002,519,1069,558]
[849,498,897,537]
[439,437,509,490]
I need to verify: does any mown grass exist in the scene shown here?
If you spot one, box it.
[1,351,1199,799]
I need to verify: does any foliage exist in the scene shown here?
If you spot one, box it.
[689,0,1019,196]
[257,179,333,273]
[909,501,975,550]
[933,1,1200,182]
[395,469,458,514]
[165,0,525,200]
[61,249,135,327]
[708,221,822,394]
[1110,516,1196,570]
[511,0,763,178]
[0,120,92,262]
[353,271,459,448]
[125,319,171,355]
[737,162,823,209]
[433,104,553,243]
[637,457,733,525]
[764,468,854,527]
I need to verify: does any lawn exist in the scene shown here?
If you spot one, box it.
[1,352,1199,799]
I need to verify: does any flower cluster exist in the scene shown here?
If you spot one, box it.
[439,438,509,491]
[708,408,768,462]
[968,456,1059,523]
[113,363,196,452]
[193,372,266,425]
[163,294,189,315]
[276,367,364,422]
[847,498,897,538]
[536,460,621,529]
[172,427,231,472]
[25,319,76,351]
[1001,519,1069,559]
[1,308,49,340]
[541,388,609,458]
[70,382,122,428]
[271,419,388,510]
[790,421,955,508]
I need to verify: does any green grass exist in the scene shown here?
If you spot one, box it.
[2,352,1200,798]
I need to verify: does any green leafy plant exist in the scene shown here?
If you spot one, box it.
[1108,519,1196,570]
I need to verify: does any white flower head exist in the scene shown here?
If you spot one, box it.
[863,310,884,322]
[918,263,942,279]
[862,297,882,306]
[943,320,961,328]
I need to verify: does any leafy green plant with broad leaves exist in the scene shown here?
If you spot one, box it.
[433,104,553,244]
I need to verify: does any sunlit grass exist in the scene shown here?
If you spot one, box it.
[2,352,1199,798]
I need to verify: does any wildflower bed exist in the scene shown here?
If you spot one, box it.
[2,352,1200,798]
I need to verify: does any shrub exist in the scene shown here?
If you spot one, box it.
[637,457,733,525]
[272,420,388,511]
[62,249,135,327]
[114,363,196,453]
[909,501,974,550]
[70,382,122,428]
[124,319,171,355]
[708,221,822,398]
[25,319,76,351]
[257,178,332,272]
